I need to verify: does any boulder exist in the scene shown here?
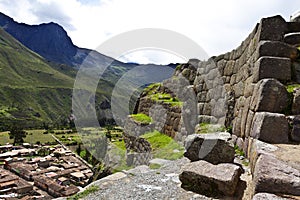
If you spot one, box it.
[253,154,300,196]
[184,133,235,164]
[179,160,242,197]
[252,193,296,200]
[250,112,289,143]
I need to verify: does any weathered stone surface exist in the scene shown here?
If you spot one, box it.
[292,88,300,115]
[123,116,154,137]
[253,79,289,113]
[293,62,300,83]
[253,57,291,82]
[184,133,235,164]
[252,193,296,200]
[284,32,300,45]
[179,160,242,197]
[250,112,289,143]
[291,115,300,142]
[248,139,279,173]
[257,41,297,58]
[253,154,300,196]
[258,15,288,41]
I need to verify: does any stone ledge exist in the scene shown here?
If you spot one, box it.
[257,41,297,58]
[253,57,291,82]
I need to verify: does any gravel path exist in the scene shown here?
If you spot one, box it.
[83,158,216,200]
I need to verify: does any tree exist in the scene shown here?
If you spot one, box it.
[9,126,27,146]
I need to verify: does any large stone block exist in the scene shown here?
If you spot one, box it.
[184,133,235,164]
[253,154,300,196]
[253,57,291,82]
[258,15,288,41]
[252,79,289,113]
[179,160,242,197]
[247,139,279,174]
[250,112,289,143]
[257,41,297,58]
[284,32,300,45]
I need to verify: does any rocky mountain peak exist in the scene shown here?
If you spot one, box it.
[0,12,77,65]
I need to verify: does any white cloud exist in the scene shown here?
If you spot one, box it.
[0,0,299,64]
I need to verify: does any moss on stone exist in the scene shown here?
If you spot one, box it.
[130,113,152,124]
[150,93,182,107]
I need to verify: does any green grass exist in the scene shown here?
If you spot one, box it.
[113,140,126,150]
[0,129,82,145]
[130,113,152,124]
[67,185,99,200]
[150,93,182,107]
[234,145,245,157]
[143,84,182,107]
[149,163,161,169]
[144,83,162,95]
[286,84,300,93]
[197,123,226,134]
[141,131,184,160]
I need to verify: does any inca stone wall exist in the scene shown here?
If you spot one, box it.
[179,15,300,148]
[131,15,300,147]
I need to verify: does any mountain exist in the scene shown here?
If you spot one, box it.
[0,27,76,129]
[0,12,177,129]
[0,12,121,68]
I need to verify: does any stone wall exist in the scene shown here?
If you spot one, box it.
[182,15,300,148]
[133,15,300,148]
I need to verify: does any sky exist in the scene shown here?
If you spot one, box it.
[0,0,300,64]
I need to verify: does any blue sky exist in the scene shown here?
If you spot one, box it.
[0,0,299,64]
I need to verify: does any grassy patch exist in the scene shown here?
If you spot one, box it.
[286,84,300,93]
[144,83,162,95]
[113,140,126,150]
[67,185,99,200]
[197,123,226,134]
[149,163,161,169]
[130,113,152,124]
[150,93,182,107]
[141,131,184,160]
[234,145,245,157]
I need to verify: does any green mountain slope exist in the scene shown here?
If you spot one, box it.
[0,28,75,129]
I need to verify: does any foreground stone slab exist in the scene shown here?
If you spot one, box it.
[179,160,242,197]
[252,193,297,200]
[253,154,300,196]
[184,133,235,164]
